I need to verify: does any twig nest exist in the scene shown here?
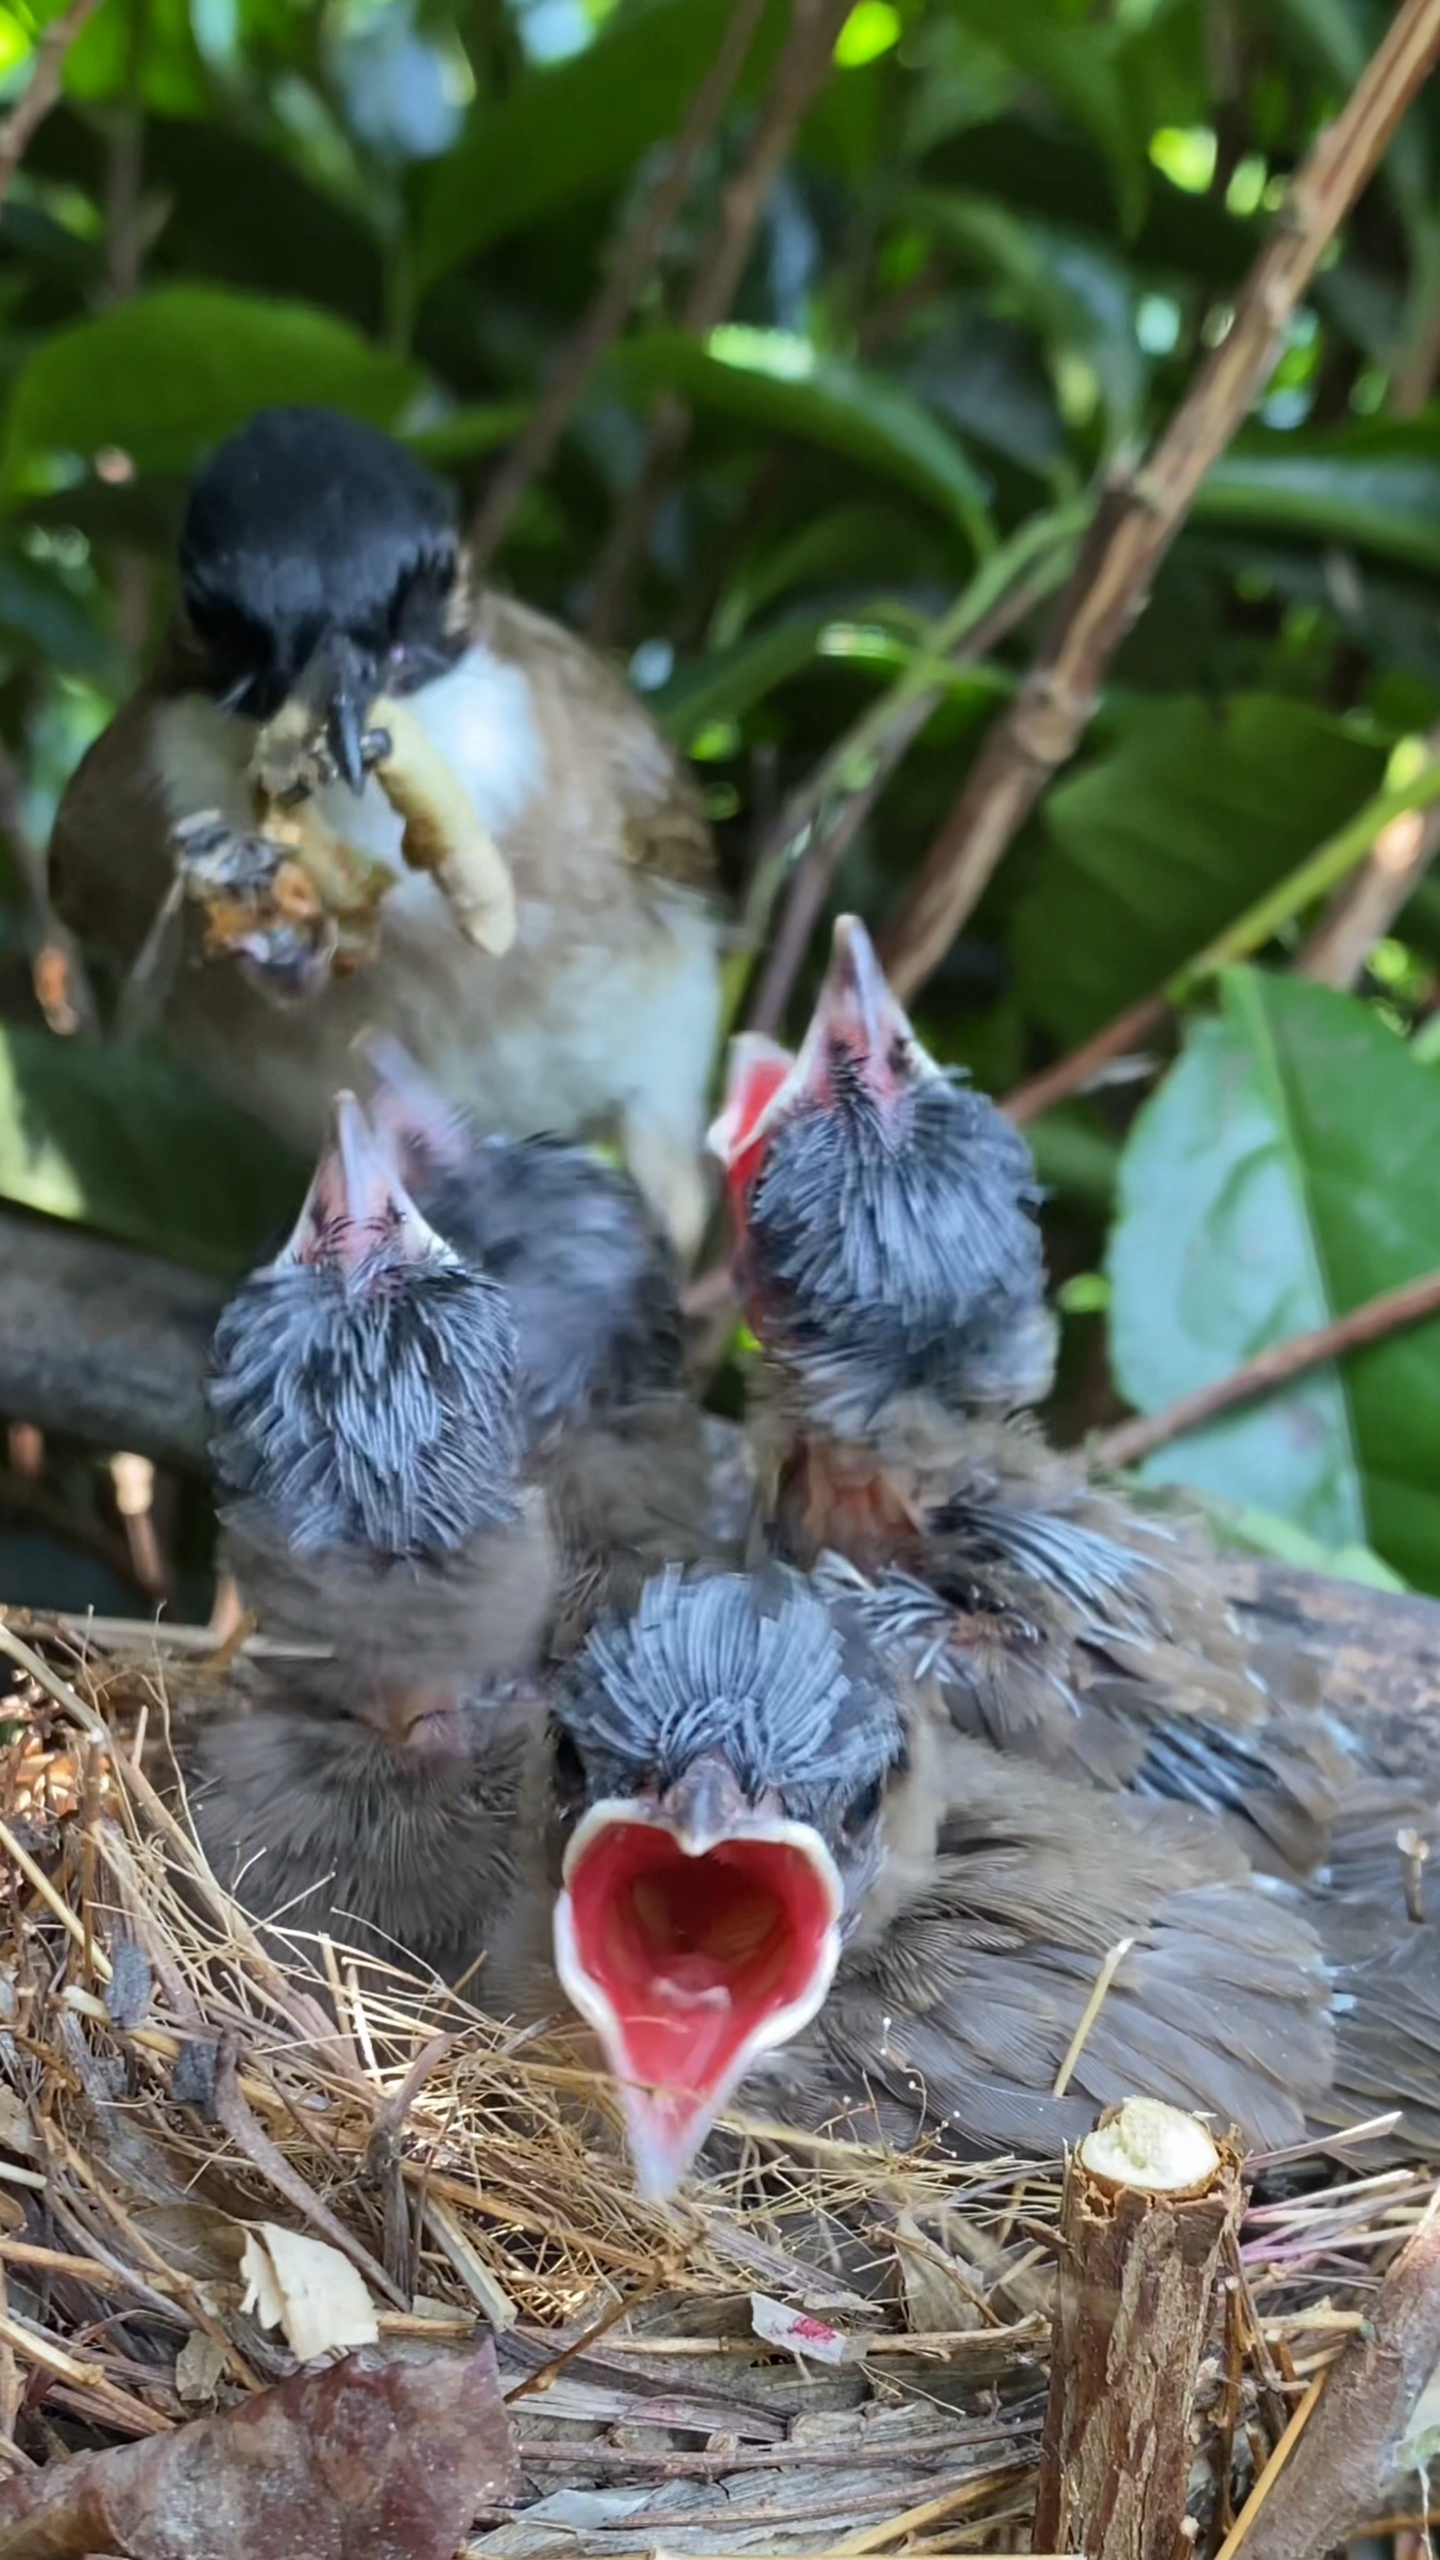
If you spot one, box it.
[373,694,517,956]
[1079,2097,1222,2195]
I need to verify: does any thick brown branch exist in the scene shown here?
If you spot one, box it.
[0,0,100,217]
[1094,1266,1440,1473]
[469,0,767,572]
[0,1209,217,1469]
[585,0,850,644]
[881,0,1440,1003]
[1235,2207,1440,2560]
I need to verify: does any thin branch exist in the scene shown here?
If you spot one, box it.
[744,504,1087,1038]
[1005,991,1168,1127]
[584,0,851,645]
[747,528,1082,1037]
[0,0,100,218]
[880,0,1440,1004]
[1093,1266,1440,1474]
[1299,726,1440,988]
[469,0,767,573]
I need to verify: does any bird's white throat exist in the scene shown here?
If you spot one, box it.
[153,644,546,878]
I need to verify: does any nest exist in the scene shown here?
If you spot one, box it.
[0,1608,1432,2559]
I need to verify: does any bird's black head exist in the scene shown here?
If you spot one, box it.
[209,1091,523,1566]
[550,1566,905,2196]
[179,406,464,787]
[709,917,1053,1430]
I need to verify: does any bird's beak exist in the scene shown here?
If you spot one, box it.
[553,1755,843,2201]
[278,1088,450,1273]
[799,914,928,1096]
[295,629,377,797]
[706,918,930,1203]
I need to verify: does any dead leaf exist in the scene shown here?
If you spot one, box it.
[173,2333,226,2407]
[0,2339,517,2558]
[240,2226,378,2363]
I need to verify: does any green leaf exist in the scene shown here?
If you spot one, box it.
[651,615,835,738]
[914,188,1145,445]
[0,289,419,494]
[1107,970,1440,1592]
[1194,424,1440,575]
[611,329,993,545]
[1011,694,1387,1048]
[415,0,785,287]
[0,1030,305,1273]
[404,403,532,467]
[940,0,1142,228]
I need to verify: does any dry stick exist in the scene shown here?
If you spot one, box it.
[1003,753,1440,1126]
[1094,1265,1440,1473]
[1228,2200,1440,2560]
[880,0,1440,1006]
[0,0,100,217]
[1033,2102,1244,2560]
[585,0,851,645]
[468,0,767,574]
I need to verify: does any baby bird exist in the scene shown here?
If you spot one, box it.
[502,1565,1439,2198]
[707,915,1339,1872]
[49,405,721,1248]
[360,1034,726,1643]
[191,1089,552,1972]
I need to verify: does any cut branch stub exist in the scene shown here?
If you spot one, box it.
[1034,2098,1243,2560]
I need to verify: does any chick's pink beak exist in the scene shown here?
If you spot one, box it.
[279,1090,449,1274]
[554,1761,842,2199]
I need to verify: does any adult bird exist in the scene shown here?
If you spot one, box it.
[49,405,721,1249]
[497,1565,1439,2199]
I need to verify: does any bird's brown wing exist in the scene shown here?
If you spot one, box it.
[1305,1780,1440,2154]
[48,692,178,969]
[474,591,714,897]
[769,1736,1339,2159]
[853,1412,1350,1876]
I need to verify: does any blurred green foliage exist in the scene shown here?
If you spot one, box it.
[1,0,1440,1596]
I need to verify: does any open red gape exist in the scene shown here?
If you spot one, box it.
[565,1820,838,2106]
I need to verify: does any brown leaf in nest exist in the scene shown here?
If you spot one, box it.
[0,2340,516,2558]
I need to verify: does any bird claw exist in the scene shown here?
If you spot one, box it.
[273,724,392,809]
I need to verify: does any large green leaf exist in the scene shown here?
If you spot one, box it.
[1107,970,1440,1592]
[611,329,993,545]
[940,0,1142,226]
[415,0,785,287]
[1010,694,1387,1048]
[0,1030,305,1274]
[0,290,419,494]
[1194,424,1440,575]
